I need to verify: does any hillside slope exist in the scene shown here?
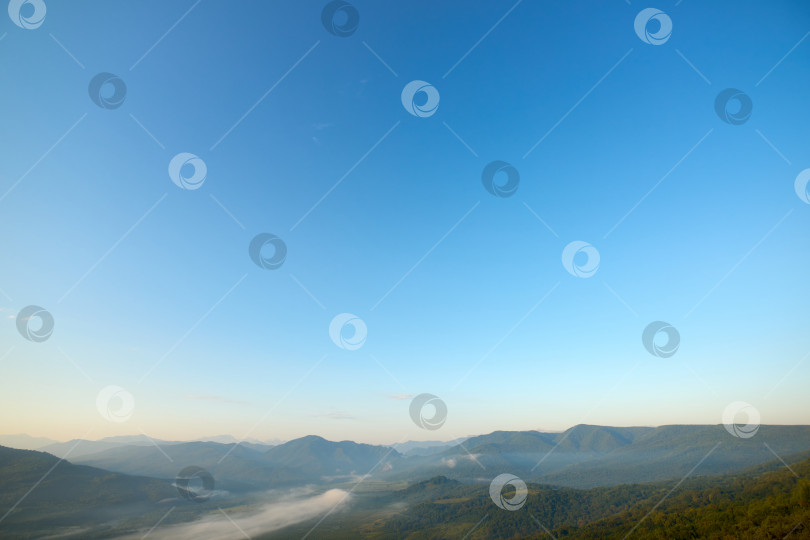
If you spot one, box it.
[0,445,175,538]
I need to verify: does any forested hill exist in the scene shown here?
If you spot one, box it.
[0,445,176,538]
[552,452,810,539]
[266,451,810,539]
[384,455,810,539]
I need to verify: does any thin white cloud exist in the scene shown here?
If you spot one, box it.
[185,394,252,406]
[315,409,355,420]
[384,393,413,401]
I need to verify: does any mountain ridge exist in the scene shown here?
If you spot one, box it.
[10,424,810,491]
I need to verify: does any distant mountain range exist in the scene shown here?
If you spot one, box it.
[65,435,404,493]
[34,434,281,460]
[0,432,447,459]
[3,424,810,539]
[392,437,470,456]
[0,434,58,450]
[385,424,810,488]
[14,424,809,491]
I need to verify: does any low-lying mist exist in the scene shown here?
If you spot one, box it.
[116,488,351,539]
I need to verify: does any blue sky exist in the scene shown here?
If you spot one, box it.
[1,0,809,444]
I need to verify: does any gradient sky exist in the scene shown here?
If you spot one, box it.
[1,0,809,445]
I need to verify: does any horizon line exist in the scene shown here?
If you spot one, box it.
[6,422,810,447]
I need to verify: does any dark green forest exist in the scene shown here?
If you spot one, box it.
[262,453,810,539]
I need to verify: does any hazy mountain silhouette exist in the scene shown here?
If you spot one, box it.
[58,424,810,491]
[0,434,58,451]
